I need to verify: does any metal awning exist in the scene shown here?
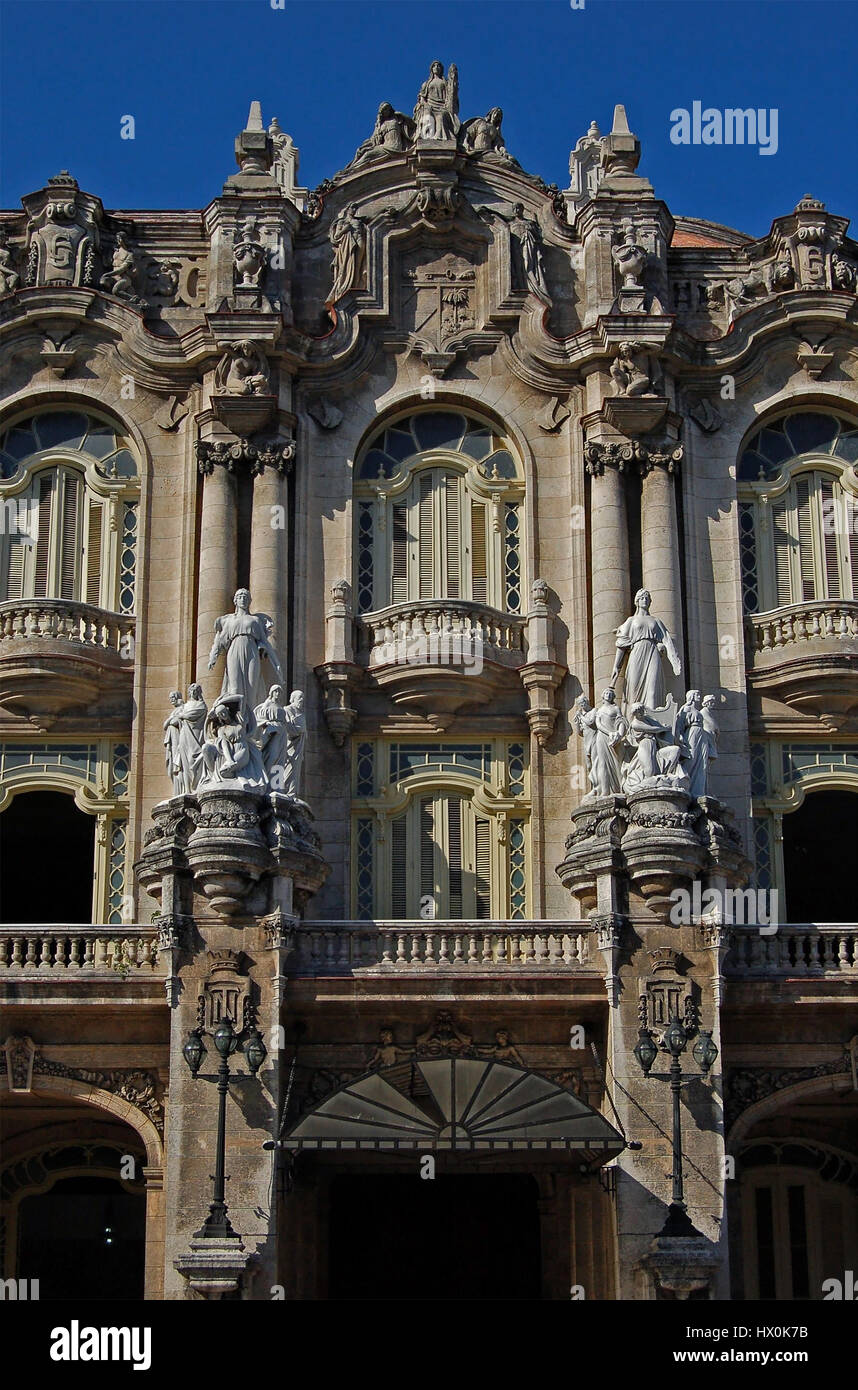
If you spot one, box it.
[282,1056,625,1159]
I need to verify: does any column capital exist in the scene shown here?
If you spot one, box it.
[635,439,683,477]
[585,439,634,476]
[196,437,295,477]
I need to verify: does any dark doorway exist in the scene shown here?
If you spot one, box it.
[782,789,858,922]
[17,1175,145,1300]
[329,1172,542,1301]
[0,790,95,923]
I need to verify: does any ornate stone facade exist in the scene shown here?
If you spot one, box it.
[1,73,856,1303]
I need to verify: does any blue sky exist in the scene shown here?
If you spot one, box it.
[0,0,854,236]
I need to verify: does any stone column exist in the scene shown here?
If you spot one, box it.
[197,463,237,704]
[588,447,631,695]
[249,461,289,670]
[640,457,684,685]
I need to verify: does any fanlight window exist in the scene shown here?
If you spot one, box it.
[0,411,139,612]
[355,410,523,615]
[737,412,858,614]
[0,411,137,481]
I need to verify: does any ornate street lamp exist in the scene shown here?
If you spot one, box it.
[182,1012,268,1240]
[634,1011,718,1228]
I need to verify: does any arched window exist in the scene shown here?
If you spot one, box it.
[737,411,858,613]
[354,410,523,615]
[0,410,139,613]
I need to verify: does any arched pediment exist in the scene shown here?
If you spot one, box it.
[283,1055,624,1160]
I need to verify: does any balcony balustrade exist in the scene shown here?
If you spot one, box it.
[726,924,858,977]
[0,598,136,720]
[0,926,159,974]
[283,920,594,975]
[745,600,858,720]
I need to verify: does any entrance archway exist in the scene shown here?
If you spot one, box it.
[281,1055,623,1301]
[782,789,858,921]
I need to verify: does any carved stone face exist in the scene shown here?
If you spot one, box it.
[233,588,251,612]
[379,1028,394,1045]
[430,61,443,78]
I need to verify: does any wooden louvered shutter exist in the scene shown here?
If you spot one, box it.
[391,503,408,604]
[391,815,407,918]
[447,797,463,919]
[771,499,793,607]
[85,500,103,606]
[848,515,858,600]
[3,531,26,600]
[470,498,488,603]
[444,475,460,598]
[794,477,815,601]
[818,479,841,599]
[32,474,54,598]
[60,472,81,599]
[419,797,434,910]
[418,473,434,598]
[474,816,491,920]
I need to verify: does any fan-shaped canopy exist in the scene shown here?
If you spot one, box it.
[283,1056,625,1159]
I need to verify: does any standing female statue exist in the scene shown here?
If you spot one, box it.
[176,683,208,793]
[413,61,460,140]
[208,588,284,716]
[163,691,183,796]
[611,588,681,712]
[327,204,366,308]
[581,689,628,798]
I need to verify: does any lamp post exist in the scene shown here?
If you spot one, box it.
[633,1014,718,1227]
[182,1014,267,1241]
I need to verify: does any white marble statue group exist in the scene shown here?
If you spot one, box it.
[163,588,306,801]
[574,588,719,801]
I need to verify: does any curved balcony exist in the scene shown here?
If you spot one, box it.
[745,600,858,721]
[359,599,527,713]
[0,599,135,722]
[316,581,566,742]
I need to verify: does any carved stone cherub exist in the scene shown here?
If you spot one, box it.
[216,340,270,396]
[100,231,138,299]
[0,229,20,294]
[368,1026,403,1070]
[610,341,659,397]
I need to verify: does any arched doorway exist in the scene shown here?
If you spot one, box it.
[0,790,95,922]
[280,1055,624,1301]
[17,1171,145,1301]
[782,789,858,920]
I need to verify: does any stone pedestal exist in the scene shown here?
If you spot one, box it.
[135,786,330,1299]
